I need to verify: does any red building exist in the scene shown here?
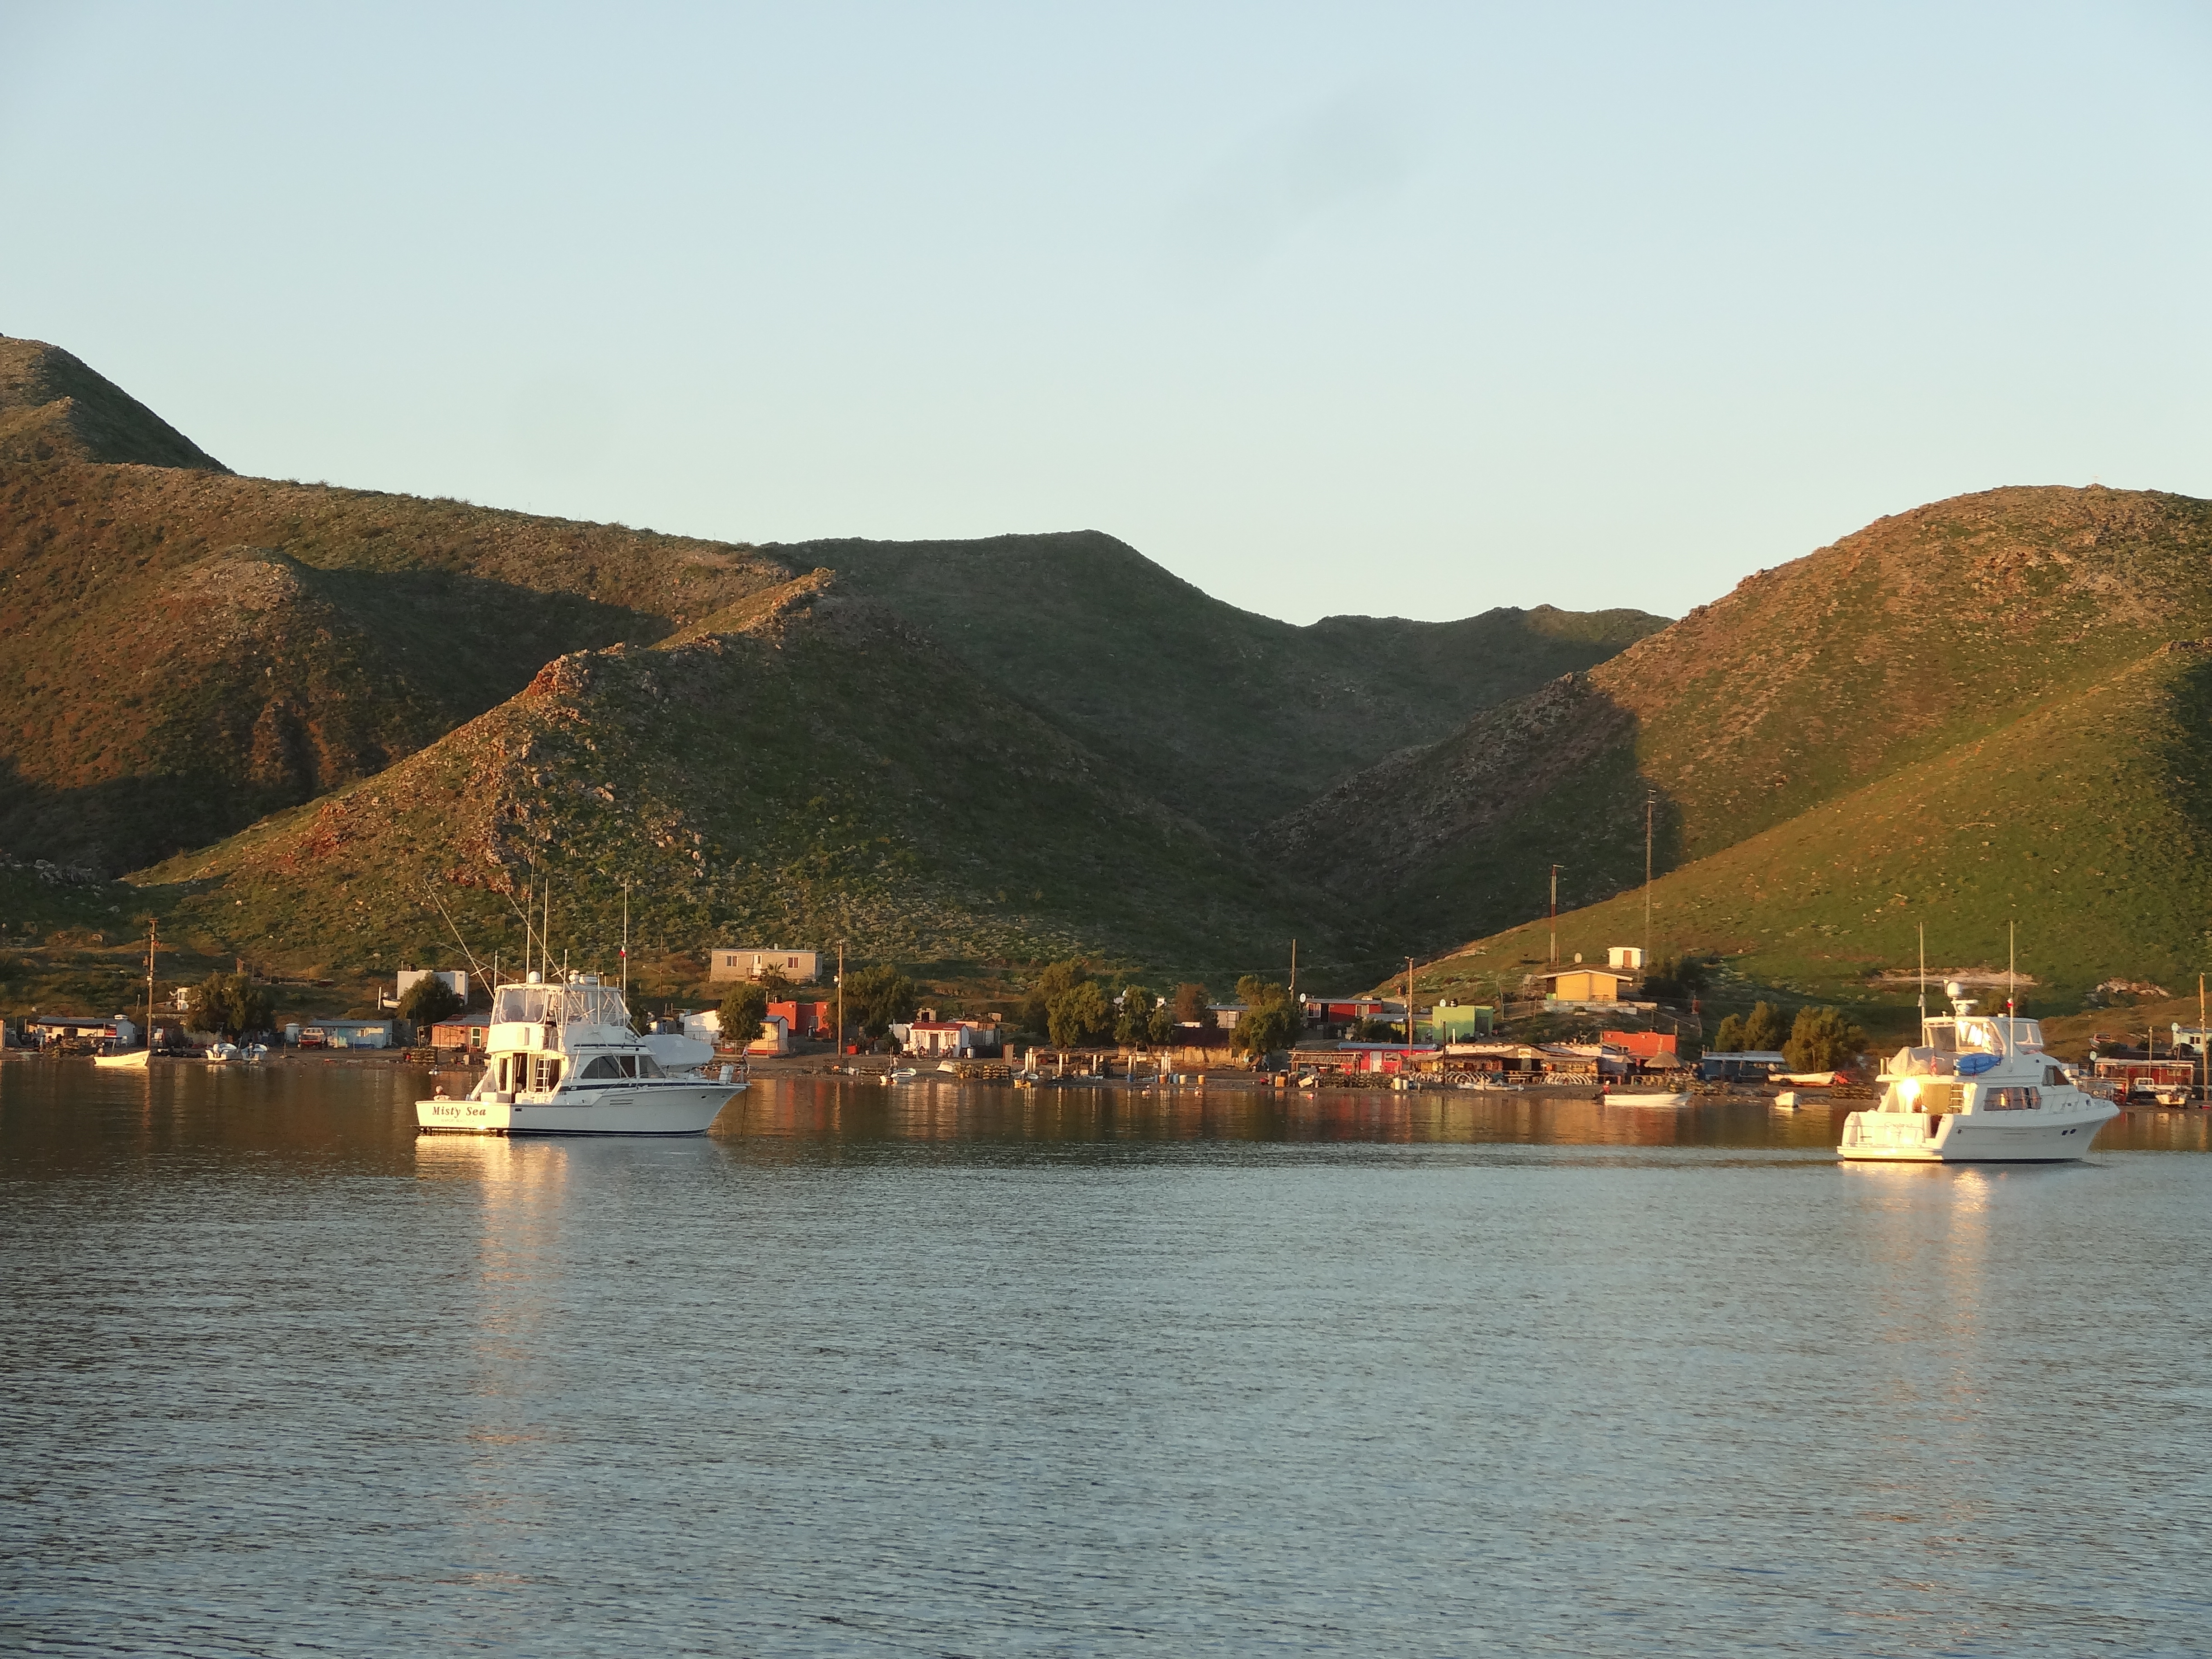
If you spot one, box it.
[769,1000,833,1041]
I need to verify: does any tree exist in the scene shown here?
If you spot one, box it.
[719,980,770,1049]
[193,972,272,1040]
[758,965,794,998]
[1171,982,1214,1027]
[1115,985,1158,1046]
[1644,952,1714,1004]
[399,975,463,1028]
[1048,980,1114,1048]
[1020,960,1090,1036]
[846,965,917,1040]
[1785,1006,1869,1072]
[1741,1001,1787,1053]
[1146,1001,1178,1045]
[1232,976,1298,1057]
[1710,1013,1746,1052]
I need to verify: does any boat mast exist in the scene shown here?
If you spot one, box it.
[1917,922,1926,1031]
[621,885,629,1001]
[146,917,156,1050]
[2007,920,2016,1054]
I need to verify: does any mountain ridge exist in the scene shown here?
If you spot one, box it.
[0,337,229,471]
[1270,484,2212,956]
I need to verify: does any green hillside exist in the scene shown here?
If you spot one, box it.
[0,337,228,470]
[132,574,1361,985]
[791,532,1665,833]
[1409,638,2212,1014]
[1270,486,2212,953]
[0,449,795,873]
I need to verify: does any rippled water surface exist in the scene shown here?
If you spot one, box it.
[5,1060,2210,1656]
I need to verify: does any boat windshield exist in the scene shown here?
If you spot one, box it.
[492,984,633,1027]
[1922,1014,2042,1054]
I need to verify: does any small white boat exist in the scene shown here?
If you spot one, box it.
[205,1042,242,1065]
[1607,1089,1691,1107]
[1772,1090,1799,1110]
[95,920,160,1069]
[1838,983,2117,1162]
[417,974,744,1136]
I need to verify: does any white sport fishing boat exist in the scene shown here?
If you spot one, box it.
[1606,1088,1691,1107]
[416,972,745,1136]
[1838,981,2117,1162]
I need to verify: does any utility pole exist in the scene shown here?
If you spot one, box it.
[1550,864,1563,965]
[1644,791,1654,970]
[1406,956,1415,1046]
[836,940,847,1061]
[1289,938,1297,1000]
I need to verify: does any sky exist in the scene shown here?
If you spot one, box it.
[5,2,2210,625]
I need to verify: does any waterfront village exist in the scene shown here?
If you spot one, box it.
[9,929,2210,1106]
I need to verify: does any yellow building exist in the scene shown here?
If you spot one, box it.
[1539,968,1634,1003]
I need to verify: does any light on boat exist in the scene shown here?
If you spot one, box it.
[1898,1077,1920,1106]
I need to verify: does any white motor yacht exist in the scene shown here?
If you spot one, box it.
[416,973,745,1136]
[1838,983,2117,1162]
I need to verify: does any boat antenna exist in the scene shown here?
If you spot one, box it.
[496,881,538,980]
[2007,920,2016,1054]
[621,884,629,1001]
[1917,922,1926,1027]
[423,882,490,992]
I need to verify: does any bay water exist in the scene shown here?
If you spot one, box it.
[5,1061,2209,1655]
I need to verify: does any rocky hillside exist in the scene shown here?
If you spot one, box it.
[796,531,1665,833]
[1408,637,2212,1012]
[1270,486,2212,954]
[0,337,228,470]
[137,573,1359,981]
[1,439,795,874]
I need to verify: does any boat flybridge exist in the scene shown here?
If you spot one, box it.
[1837,982,2117,1163]
[416,972,745,1136]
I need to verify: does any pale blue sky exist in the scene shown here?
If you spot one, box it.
[5,2,2209,623]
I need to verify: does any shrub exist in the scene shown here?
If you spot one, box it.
[718,981,770,1048]
[1048,980,1114,1048]
[193,971,272,1040]
[1741,1001,1787,1052]
[1232,976,1297,1057]
[1784,1006,1869,1072]
[1020,960,1090,1035]
[1115,985,1158,1045]
[847,965,917,1039]
[399,975,463,1027]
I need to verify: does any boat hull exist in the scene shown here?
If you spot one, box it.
[1607,1091,1690,1107]
[1837,1104,2118,1162]
[416,1083,742,1136]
